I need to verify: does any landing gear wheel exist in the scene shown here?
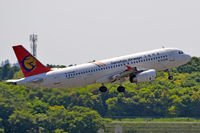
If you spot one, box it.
[99,86,107,92]
[168,76,173,80]
[167,69,173,80]
[117,86,125,92]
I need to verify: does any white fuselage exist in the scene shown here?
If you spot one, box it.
[16,48,191,88]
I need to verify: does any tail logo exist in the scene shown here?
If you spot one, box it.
[21,56,37,72]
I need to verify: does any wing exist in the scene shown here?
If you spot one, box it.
[96,66,148,84]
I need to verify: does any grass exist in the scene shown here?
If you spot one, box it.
[103,118,200,133]
[106,117,200,123]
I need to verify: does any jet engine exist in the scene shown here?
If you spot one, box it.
[129,69,156,83]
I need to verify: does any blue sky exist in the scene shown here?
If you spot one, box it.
[1,0,200,65]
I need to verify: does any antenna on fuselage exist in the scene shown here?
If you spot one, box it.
[162,41,169,49]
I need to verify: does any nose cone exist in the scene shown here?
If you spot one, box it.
[184,54,191,63]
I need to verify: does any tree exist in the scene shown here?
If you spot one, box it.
[68,106,105,133]
[28,100,50,114]
[13,70,23,79]
[190,92,200,116]
[45,105,69,132]
[0,63,19,81]
[176,57,200,73]
[8,110,35,133]
[0,117,3,132]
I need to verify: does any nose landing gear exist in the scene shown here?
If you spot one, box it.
[168,76,173,80]
[167,69,173,80]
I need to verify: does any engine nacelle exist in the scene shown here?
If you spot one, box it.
[130,69,156,83]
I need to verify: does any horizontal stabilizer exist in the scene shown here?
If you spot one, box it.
[6,79,21,85]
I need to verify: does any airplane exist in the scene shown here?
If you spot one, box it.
[7,45,191,92]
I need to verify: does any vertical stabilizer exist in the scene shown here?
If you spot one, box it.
[13,45,51,77]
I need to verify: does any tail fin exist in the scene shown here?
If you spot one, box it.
[13,45,51,77]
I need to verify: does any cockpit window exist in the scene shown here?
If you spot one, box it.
[178,51,184,54]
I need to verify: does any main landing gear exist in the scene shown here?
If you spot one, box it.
[99,85,126,93]
[167,69,173,80]
[99,79,126,93]
[117,86,125,92]
[99,85,107,92]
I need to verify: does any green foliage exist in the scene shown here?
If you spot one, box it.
[0,63,19,81]
[28,99,50,114]
[8,110,35,132]
[13,70,23,79]
[0,117,3,130]
[67,106,104,133]
[176,57,200,73]
[0,83,105,132]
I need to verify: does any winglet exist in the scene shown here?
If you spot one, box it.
[13,45,52,77]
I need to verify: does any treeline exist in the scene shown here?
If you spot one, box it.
[0,57,200,132]
[0,63,19,82]
[176,57,200,73]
